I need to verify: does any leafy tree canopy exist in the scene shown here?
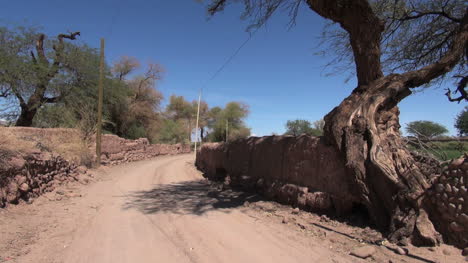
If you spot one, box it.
[406,120,449,139]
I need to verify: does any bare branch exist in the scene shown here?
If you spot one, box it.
[399,10,462,23]
[35,34,47,64]
[402,10,468,88]
[445,75,468,102]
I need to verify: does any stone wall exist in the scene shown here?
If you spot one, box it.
[0,151,90,208]
[425,157,468,247]
[0,128,191,208]
[99,134,190,165]
[195,136,468,248]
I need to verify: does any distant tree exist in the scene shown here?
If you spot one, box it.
[285,119,322,136]
[207,102,250,142]
[0,26,82,126]
[455,107,468,136]
[313,119,325,133]
[112,56,140,81]
[406,121,449,139]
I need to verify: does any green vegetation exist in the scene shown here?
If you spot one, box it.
[408,140,467,161]
[455,107,468,136]
[405,121,448,139]
[284,119,323,136]
[0,25,250,144]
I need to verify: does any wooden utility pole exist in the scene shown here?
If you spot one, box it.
[96,38,105,167]
[194,90,202,157]
[226,120,229,142]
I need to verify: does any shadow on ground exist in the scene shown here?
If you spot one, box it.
[122,180,264,215]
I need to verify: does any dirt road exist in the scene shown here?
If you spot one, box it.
[1,154,464,263]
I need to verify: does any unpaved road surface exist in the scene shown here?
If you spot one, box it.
[0,154,465,263]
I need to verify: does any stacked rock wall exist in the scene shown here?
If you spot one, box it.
[425,158,468,247]
[100,135,190,165]
[1,128,191,208]
[196,136,468,248]
[0,151,89,208]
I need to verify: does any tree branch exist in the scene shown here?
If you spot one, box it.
[208,0,227,15]
[42,96,61,104]
[399,11,462,23]
[402,11,468,88]
[305,0,384,86]
[35,34,47,64]
[445,75,468,103]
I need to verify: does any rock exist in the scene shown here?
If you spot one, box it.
[450,222,464,232]
[435,184,444,193]
[19,183,29,192]
[463,248,468,256]
[459,213,468,225]
[282,217,289,224]
[397,238,409,246]
[350,246,376,259]
[414,209,442,246]
[291,208,300,214]
[15,175,27,185]
[443,249,451,255]
[243,201,250,207]
[396,247,407,255]
[448,203,457,214]
[445,184,452,193]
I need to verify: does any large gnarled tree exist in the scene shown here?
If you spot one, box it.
[0,28,80,126]
[205,0,467,244]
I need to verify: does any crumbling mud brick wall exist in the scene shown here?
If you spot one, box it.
[196,135,468,248]
[196,135,356,215]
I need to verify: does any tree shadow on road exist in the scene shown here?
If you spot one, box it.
[122,180,264,215]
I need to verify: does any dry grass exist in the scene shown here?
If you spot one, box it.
[0,127,95,167]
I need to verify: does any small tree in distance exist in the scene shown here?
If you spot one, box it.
[455,107,468,136]
[406,121,448,139]
[285,119,322,136]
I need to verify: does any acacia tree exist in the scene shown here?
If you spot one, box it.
[0,27,81,126]
[205,0,467,244]
[406,120,448,139]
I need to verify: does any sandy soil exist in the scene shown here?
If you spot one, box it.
[0,154,465,263]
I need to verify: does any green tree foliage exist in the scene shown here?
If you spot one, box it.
[0,25,252,145]
[455,107,468,136]
[406,120,449,139]
[285,119,322,136]
[0,26,86,125]
[207,102,250,142]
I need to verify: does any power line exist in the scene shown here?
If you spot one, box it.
[201,28,260,90]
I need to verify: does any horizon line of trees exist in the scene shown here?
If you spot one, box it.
[0,25,251,144]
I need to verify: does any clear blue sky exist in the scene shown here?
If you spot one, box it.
[3,0,466,136]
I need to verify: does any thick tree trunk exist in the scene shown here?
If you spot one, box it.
[15,106,38,127]
[324,76,441,244]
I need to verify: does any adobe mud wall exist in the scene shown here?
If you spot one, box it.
[0,128,191,207]
[196,135,357,214]
[195,135,468,248]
